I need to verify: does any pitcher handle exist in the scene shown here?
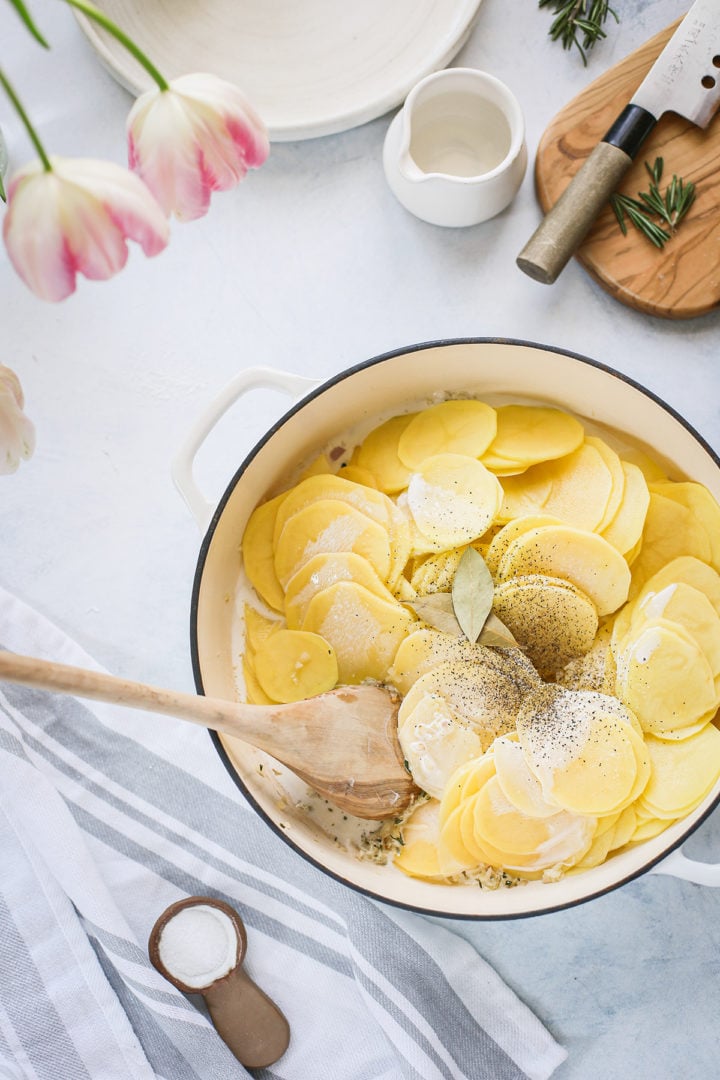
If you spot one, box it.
[648,846,720,887]
[172,366,318,532]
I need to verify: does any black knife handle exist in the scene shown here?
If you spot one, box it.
[603,104,658,158]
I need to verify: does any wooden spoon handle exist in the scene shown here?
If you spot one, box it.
[0,648,298,749]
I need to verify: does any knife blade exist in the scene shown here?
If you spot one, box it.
[517,0,720,284]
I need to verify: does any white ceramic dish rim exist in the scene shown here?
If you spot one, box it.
[180,338,720,919]
[73,1,484,141]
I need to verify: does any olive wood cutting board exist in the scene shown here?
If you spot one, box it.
[534,19,720,319]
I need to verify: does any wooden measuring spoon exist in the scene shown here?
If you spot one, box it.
[0,650,417,820]
[149,896,290,1068]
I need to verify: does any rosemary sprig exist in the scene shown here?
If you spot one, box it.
[539,1,619,65]
[610,158,697,249]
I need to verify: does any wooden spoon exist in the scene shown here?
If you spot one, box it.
[0,650,418,820]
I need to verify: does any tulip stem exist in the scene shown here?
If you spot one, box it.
[0,67,53,172]
[62,0,170,91]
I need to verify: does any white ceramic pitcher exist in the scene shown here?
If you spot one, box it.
[383,67,527,227]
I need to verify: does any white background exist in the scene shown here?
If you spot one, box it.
[1,2,718,1077]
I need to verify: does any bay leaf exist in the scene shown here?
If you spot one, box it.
[478,612,524,649]
[408,593,463,637]
[451,547,494,643]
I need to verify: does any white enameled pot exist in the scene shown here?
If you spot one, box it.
[174,339,720,919]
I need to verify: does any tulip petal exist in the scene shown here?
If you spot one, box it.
[0,366,35,475]
[3,168,78,301]
[2,157,169,302]
[127,73,269,221]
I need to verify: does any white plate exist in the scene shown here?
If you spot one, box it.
[75,0,484,141]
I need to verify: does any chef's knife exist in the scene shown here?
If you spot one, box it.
[517,0,720,284]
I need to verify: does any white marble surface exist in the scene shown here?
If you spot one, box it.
[1,1,718,1077]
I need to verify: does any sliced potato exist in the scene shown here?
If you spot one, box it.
[585,436,626,533]
[516,687,645,815]
[628,816,675,843]
[636,556,720,616]
[409,547,468,596]
[398,399,497,469]
[242,656,275,705]
[499,442,614,531]
[253,629,338,703]
[244,604,282,655]
[481,404,584,473]
[284,552,394,629]
[492,734,558,819]
[399,659,525,752]
[406,453,503,549]
[492,574,599,675]
[394,800,464,879]
[572,827,618,870]
[274,499,392,588]
[485,514,563,575]
[354,413,417,494]
[388,627,540,698]
[607,805,638,851]
[557,622,616,694]
[634,583,720,675]
[600,462,650,555]
[639,726,720,818]
[439,753,497,826]
[338,464,378,488]
[650,480,720,569]
[301,580,414,684]
[438,802,480,868]
[621,445,668,484]
[497,524,631,616]
[629,492,713,597]
[398,693,483,799]
[241,492,288,611]
[615,621,718,733]
[471,777,595,871]
[272,472,396,546]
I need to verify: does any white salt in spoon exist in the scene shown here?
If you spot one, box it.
[0,650,418,819]
[149,896,290,1068]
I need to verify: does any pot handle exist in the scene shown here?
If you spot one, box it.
[648,846,720,887]
[172,366,319,531]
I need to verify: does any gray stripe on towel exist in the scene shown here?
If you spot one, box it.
[0,894,91,1080]
[89,935,240,1080]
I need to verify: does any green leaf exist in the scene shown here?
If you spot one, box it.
[451,547,494,643]
[408,593,463,637]
[8,0,50,48]
[478,613,524,649]
[0,174,5,203]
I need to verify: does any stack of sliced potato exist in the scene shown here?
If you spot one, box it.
[631,726,720,840]
[435,746,596,877]
[480,404,584,474]
[239,397,720,886]
[612,556,720,736]
[497,435,650,559]
[628,479,720,596]
[242,472,418,692]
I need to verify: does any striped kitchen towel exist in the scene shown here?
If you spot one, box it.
[0,585,567,1080]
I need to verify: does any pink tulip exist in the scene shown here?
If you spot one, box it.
[127,73,270,221]
[0,364,35,474]
[2,157,170,302]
